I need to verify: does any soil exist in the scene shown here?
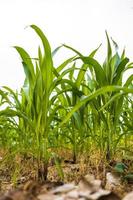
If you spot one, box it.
[0,158,133,200]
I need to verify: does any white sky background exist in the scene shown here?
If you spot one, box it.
[0,0,133,90]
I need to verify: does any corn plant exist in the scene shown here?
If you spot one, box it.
[61,33,133,160]
[0,25,84,180]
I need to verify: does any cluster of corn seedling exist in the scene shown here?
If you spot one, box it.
[0,25,132,181]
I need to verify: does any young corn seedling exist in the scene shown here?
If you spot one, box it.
[2,25,82,180]
[62,33,133,161]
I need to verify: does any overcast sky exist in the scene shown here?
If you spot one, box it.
[0,0,133,89]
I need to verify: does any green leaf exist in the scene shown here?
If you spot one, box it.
[124,74,133,87]
[89,44,102,57]
[76,64,88,88]
[56,56,76,74]
[52,45,62,57]
[114,162,127,173]
[30,24,53,91]
[124,173,133,183]
[14,47,35,86]
[105,31,112,62]
[63,44,83,57]
[113,58,129,84]
[81,57,107,86]
[60,86,133,126]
